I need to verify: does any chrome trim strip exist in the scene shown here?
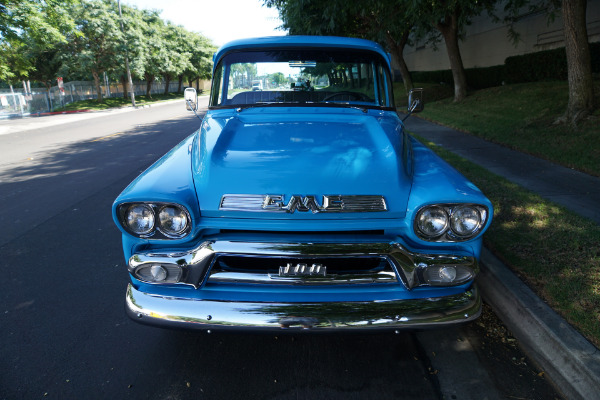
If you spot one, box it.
[125,283,482,331]
[128,240,479,289]
[220,194,387,213]
[208,270,398,285]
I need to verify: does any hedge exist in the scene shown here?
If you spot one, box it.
[505,42,600,83]
[409,41,600,88]
[411,66,505,90]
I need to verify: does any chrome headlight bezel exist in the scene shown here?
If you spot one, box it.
[414,204,488,242]
[118,202,192,240]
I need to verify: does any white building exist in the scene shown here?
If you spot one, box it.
[403,0,600,71]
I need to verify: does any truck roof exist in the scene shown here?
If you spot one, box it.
[213,36,391,70]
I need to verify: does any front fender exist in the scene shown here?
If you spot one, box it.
[405,136,493,252]
[112,132,200,239]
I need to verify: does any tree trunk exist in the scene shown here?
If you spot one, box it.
[164,75,171,95]
[121,75,128,99]
[196,78,200,91]
[562,0,595,126]
[188,79,193,88]
[145,73,154,98]
[437,9,467,102]
[92,70,103,102]
[177,75,183,93]
[327,72,334,86]
[386,30,413,94]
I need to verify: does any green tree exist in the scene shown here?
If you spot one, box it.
[112,2,147,100]
[265,0,415,92]
[25,48,62,91]
[183,31,216,91]
[269,72,286,87]
[158,23,192,95]
[0,0,74,83]
[138,9,165,98]
[59,0,124,102]
[502,0,595,126]
[410,0,497,102]
[561,0,595,125]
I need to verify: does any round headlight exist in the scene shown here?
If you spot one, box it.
[126,204,155,235]
[158,206,188,236]
[416,206,449,237]
[450,206,482,236]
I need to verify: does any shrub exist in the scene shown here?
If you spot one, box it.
[409,42,600,87]
[505,42,600,83]
[410,65,506,90]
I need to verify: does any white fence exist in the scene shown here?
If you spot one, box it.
[0,80,188,118]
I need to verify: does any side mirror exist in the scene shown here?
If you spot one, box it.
[184,87,198,111]
[407,88,424,113]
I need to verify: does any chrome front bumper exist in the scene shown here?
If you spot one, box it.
[128,239,479,289]
[125,283,481,331]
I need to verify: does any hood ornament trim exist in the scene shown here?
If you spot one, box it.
[220,194,387,213]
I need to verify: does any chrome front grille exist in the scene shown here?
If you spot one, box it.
[128,240,478,290]
[206,255,399,285]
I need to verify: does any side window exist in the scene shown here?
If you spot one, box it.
[210,65,224,106]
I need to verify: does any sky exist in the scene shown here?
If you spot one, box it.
[122,0,287,47]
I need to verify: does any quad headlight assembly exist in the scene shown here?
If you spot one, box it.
[117,202,192,239]
[415,204,488,242]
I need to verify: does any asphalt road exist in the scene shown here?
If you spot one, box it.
[0,99,561,399]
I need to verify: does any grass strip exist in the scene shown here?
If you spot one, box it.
[52,92,184,112]
[413,80,600,177]
[412,133,600,348]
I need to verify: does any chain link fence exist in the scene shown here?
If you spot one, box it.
[0,80,186,118]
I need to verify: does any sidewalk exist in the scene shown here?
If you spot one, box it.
[403,115,600,400]
[0,98,185,136]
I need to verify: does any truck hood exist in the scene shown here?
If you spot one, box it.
[193,108,412,219]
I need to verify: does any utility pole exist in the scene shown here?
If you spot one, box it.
[118,0,136,107]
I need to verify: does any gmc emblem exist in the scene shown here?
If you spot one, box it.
[219,194,387,213]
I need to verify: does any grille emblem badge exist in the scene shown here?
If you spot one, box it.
[219,194,387,213]
[279,263,326,277]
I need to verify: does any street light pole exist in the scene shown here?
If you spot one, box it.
[118,0,136,107]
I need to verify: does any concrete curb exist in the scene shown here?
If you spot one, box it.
[31,109,92,117]
[478,248,600,400]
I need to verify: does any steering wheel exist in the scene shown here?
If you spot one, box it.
[322,91,369,102]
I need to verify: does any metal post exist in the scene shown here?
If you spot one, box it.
[118,0,136,107]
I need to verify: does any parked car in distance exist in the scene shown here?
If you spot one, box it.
[251,80,263,91]
[112,36,493,332]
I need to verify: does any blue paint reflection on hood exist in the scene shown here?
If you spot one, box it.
[192,108,411,219]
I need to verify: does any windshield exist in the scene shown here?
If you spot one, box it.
[210,49,394,109]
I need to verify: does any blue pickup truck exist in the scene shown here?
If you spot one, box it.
[112,36,492,331]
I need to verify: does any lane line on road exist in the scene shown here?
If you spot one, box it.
[92,132,124,142]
